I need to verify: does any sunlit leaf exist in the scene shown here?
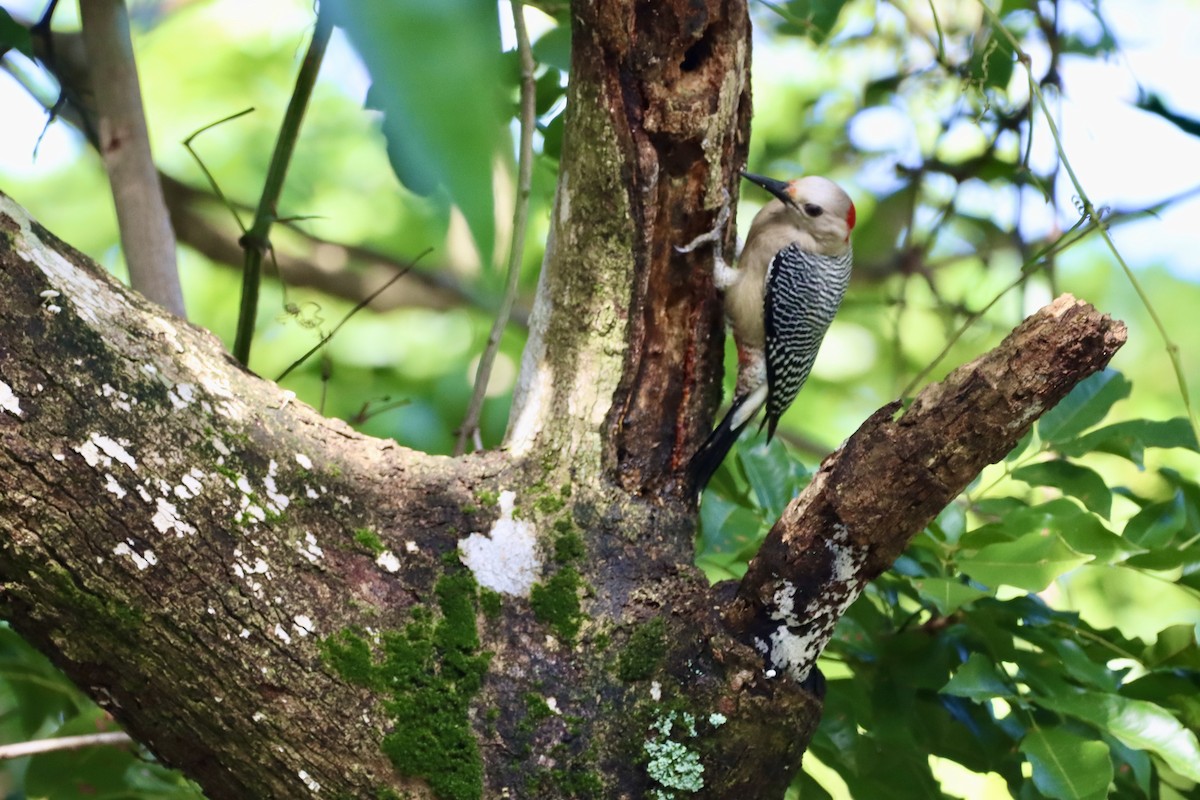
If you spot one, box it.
[1036,692,1200,782]
[1141,624,1200,671]
[959,533,1090,592]
[1020,727,1112,800]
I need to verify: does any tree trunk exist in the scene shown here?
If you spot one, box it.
[0,0,1127,797]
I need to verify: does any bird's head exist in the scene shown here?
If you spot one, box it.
[741,172,856,251]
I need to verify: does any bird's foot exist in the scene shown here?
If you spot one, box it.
[675,187,732,256]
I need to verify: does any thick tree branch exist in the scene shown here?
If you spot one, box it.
[724,295,1128,682]
[159,174,526,322]
[79,0,185,316]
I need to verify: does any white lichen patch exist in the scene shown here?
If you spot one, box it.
[263,460,290,512]
[103,473,127,499]
[74,432,138,472]
[293,615,314,637]
[298,769,320,793]
[762,525,868,682]
[177,470,204,499]
[113,541,157,571]
[100,383,134,412]
[211,437,231,457]
[166,382,196,410]
[375,551,401,573]
[298,532,324,563]
[294,452,313,470]
[152,498,196,537]
[274,623,292,644]
[405,540,419,554]
[457,490,541,596]
[0,380,23,417]
[770,581,799,627]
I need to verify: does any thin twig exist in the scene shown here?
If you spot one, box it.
[275,248,432,383]
[454,0,537,455]
[0,732,132,761]
[182,107,256,235]
[233,9,333,365]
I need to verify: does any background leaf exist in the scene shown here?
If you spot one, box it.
[1019,727,1112,800]
[327,0,505,261]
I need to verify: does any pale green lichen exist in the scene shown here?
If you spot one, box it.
[643,711,705,797]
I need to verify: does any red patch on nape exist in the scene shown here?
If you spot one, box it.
[846,201,857,231]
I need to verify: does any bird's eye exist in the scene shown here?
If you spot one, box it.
[802,203,823,218]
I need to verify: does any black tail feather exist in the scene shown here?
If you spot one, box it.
[686,394,755,501]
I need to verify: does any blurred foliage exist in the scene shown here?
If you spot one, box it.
[1,0,1199,797]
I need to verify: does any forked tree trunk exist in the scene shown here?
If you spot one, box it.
[0,1,1125,797]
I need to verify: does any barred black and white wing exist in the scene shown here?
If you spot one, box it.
[762,243,852,440]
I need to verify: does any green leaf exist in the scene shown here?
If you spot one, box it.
[1122,493,1187,549]
[697,492,765,558]
[739,438,807,519]
[329,0,504,261]
[781,0,850,44]
[913,577,991,615]
[531,24,571,71]
[940,653,1014,700]
[1053,512,1142,564]
[1055,418,1200,467]
[1037,369,1131,444]
[0,8,33,58]
[1036,691,1200,781]
[1141,624,1200,670]
[1012,460,1113,518]
[958,533,1090,592]
[1123,541,1200,571]
[25,707,202,799]
[1019,728,1112,800]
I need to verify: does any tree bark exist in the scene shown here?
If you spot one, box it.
[0,0,1128,797]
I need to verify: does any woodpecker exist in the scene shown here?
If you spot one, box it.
[685,171,855,498]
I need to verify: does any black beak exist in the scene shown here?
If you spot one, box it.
[740,171,792,205]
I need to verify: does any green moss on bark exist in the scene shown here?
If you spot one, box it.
[318,571,490,800]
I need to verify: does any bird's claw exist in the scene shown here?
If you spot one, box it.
[675,187,732,255]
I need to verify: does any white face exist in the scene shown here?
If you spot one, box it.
[777,176,857,249]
